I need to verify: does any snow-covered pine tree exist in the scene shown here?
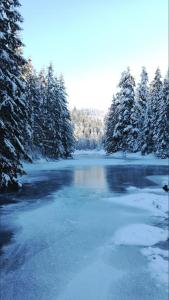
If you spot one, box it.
[141,95,153,155]
[22,58,34,153]
[141,68,163,155]
[130,101,139,152]
[135,67,149,151]
[0,0,30,191]
[49,75,63,158]
[104,95,119,153]
[150,68,163,153]
[155,70,169,158]
[36,68,47,156]
[23,59,46,157]
[43,64,57,158]
[112,68,135,154]
[58,75,74,158]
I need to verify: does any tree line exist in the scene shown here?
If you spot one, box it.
[23,59,74,159]
[104,67,169,158]
[0,0,74,192]
[71,108,104,150]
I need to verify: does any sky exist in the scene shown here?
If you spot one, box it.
[21,0,168,111]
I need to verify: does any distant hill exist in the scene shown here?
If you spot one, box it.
[71,108,105,150]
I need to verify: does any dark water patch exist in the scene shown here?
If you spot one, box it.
[0,229,14,256]
[0,196,18,206]
[0,169,74,255]
[154,239,169,251]
[105,165,169,193]
[153,217,169,229]
[0,169,74,206]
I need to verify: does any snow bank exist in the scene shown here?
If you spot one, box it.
[112,224,168,246]
[112,222,168,287]
[110,188,168,288]
[104,192,168,217]
[105,151,168,166]
[74,149,105,155]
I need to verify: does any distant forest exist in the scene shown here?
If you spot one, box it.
[71,108,104,150]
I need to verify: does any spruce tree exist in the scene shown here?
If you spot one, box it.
[141,95,154,155]
[0,0,29,191]
[22,58,35,154]
[135,67,149,151]
[104,95,119,153]
[155,70,169,158]
[49,74,63,159]
[151,68,163,152]
[43,64,57,158]
[36,68,47,156]
[58,75,74,158]
[141,68,163,155]
[112,68,135,154]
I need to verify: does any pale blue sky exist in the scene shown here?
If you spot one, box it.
[21,0,168,110]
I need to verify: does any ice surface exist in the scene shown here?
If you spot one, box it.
[141,247,169,287]
[112,223,168,246]
[1,151,168,300]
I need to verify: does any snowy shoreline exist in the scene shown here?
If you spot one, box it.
[22,150,168,175]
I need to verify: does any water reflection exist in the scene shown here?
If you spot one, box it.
[74,166,107,190]
[105,165,169,193]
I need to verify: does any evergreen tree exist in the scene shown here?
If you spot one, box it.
[0,0,30,191]
[43,64,57,158]
[50,75,63,158]
[104,95,119,153]
[141,94,154,155]
[151,68,163,153]
[155,70,169,158]
[135,67,149,151]
[36,68,47,156]
[141,68,163,155]
[22,58,35,153]
[112,68,135,153]
[58,75,74,158]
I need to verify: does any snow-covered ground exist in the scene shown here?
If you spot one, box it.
[22,150,168,174]
[0,151,168,300]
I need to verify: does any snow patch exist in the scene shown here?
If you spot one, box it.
[104,192,168,217]
[112,224,168,246]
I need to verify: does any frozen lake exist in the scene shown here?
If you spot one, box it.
[0,152,168,300]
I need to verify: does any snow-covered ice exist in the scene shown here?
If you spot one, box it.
[112,223,168,246]
[104,191,168,217]
[0,151,168,300]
